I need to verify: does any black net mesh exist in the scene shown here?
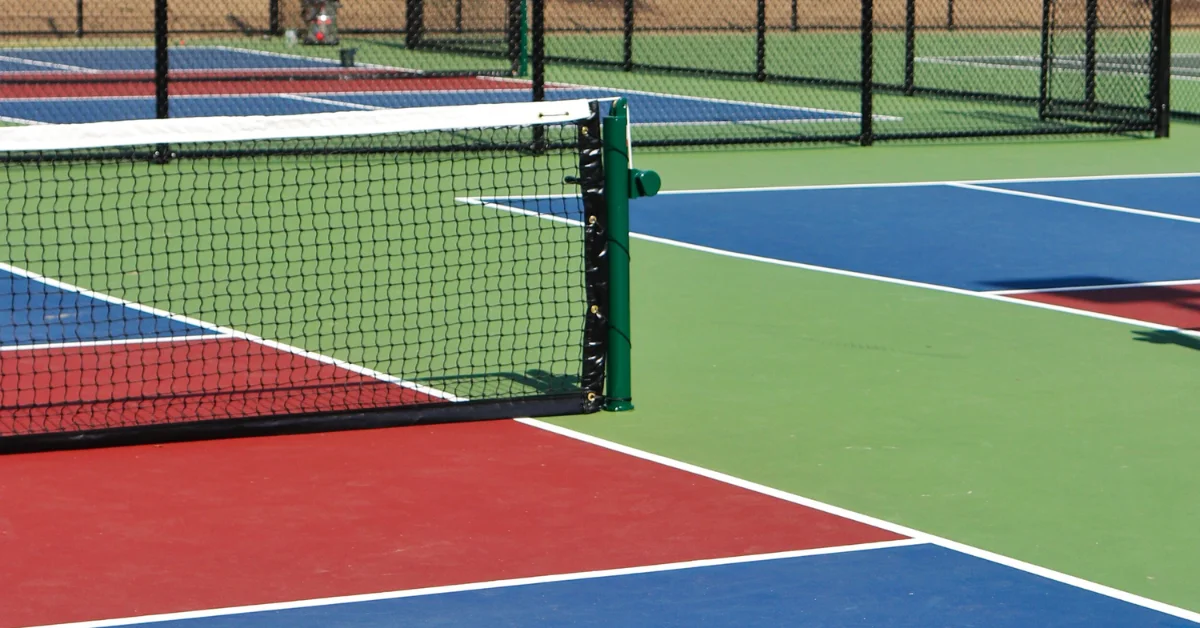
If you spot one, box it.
[0,105,608,450]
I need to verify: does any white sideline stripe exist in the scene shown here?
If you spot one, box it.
[277,93,384,111]
[0,99,596,152]
[549,79,905,121]
[30,540,925,627]
[0,334,227,352]
[462,197,1200,338]
[950,182,1200,225]
[0,115,43,125]
[987,278,1200,296]
[0,54,99,73]
[0,262,460,402]
[916,55,1200,80]
[650,171,1200,195]
[517,419,1200,624]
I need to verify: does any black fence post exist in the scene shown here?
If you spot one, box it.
[1038,0,1053,119]
[405,0,424,48]
[946,0,954,30]
[531,0,546,149]
[455,0,464,32]
[791,0,799,31]
[904,0,916,95]
[623,0,634,71]
[756,0,767,81]
[1151,0,1171,137]
[507,0,522,75]
[75,0,84,37]
[155,0,169,121]
[860,0,874,145]
[1084,0,1098,111]
[269,0,280,36]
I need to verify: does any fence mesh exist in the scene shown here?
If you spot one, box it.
[0,0,1175,143]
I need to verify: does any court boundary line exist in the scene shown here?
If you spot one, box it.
[950,181,1200,225]
[0,334,227,352]
[0,54,100,73]
[278,93,383,111]
[986,277,1200,295]
[0,262,460,402]
[518,419,1200,624]
[547,79,903,121]
[647,171,1200,195]
[462,197,1200,337]
[31,539,925,627]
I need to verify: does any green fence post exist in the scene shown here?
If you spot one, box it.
[602,99,659,412]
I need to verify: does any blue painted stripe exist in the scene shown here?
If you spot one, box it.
[0,269,210,346]
[0,95,356,124]
[494,183,1200,291]
[988,176,1200,219]
[116,544,1197,627]
[0,47,337,72]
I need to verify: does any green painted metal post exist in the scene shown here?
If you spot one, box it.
[602,100,634,411]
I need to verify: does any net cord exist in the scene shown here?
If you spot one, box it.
[0,99,597,152]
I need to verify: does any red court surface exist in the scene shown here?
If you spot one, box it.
[1009,283,1200,330]
[0,338,433,435]
[2,75,516,99]
[0,419,904,627]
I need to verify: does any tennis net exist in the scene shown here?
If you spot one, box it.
[0,98,628,451]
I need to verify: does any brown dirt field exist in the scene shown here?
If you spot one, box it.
[2,0,1195,39]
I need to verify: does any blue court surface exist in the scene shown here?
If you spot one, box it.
[0,46,868,125]
[101,544,1195,627]
[483,174,1200,293]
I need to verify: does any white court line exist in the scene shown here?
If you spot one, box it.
[987,278,1200,296]
[0,115,43,125]
[461,196,1200,338]
[547,80,904,121]
[0,334,226,352]
[0,54,100,73]
[637,171,1200,196]
[916,55,1200,81]
[517,419,1200,625]
[0,262,460,402]
[277,93,384,111]
[30,539,925,627]
[950,181,1200,225]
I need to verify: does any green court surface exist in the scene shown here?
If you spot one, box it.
[547,122,1200,612]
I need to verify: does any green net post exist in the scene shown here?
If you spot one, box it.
[602,99,659,412]
[518,0,529,77]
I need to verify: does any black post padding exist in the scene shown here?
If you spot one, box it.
[756,0,767,81]
[1084,0,1098,111]
[1038,0,1053,119]
[154,0,169,120]
[623,0,634,71]
[76,0,84,37]
[1151,0,1171,137]
[406,0,424,48]
[904,0,916,95]
[507,0,522,74]
[860,0,874,145]
[269,0,280,36]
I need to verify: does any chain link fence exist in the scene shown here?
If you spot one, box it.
[0,0,1174,144]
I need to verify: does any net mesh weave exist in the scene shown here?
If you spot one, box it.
[0,100,607,447]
